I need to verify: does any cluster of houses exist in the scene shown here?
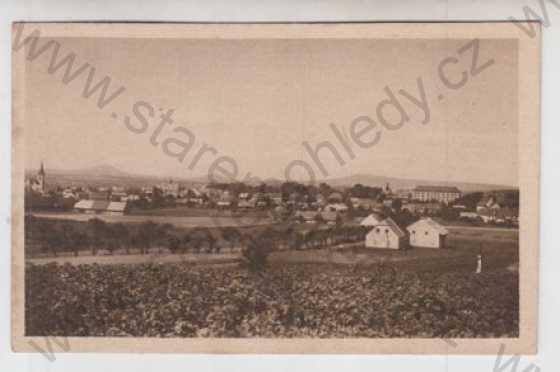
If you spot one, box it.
[25,163,518,226]
[473,195,519,224]
[361,214,449,250]
[449,194,519,225]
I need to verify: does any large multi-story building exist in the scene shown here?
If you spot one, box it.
[411,185,461,204]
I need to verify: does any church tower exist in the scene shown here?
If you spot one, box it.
[36,162,46,193]
[384,182,392,195]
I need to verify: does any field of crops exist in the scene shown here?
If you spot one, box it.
[25,262,518,338]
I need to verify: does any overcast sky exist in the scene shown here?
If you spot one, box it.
[24,37,518,186]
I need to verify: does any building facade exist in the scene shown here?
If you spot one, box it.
[365,217,406,250]
[406,218,449,248]
[411,185,461,203]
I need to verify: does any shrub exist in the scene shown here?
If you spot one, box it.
[241,236,272,272]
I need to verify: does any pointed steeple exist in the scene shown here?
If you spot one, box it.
[38,162,45,176]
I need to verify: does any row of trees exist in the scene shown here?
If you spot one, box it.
[26,215,370,260]
[207,181,386,205]
[25,216,173,257]
[25,191,76,212]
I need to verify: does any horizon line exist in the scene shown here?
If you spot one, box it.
[25,163,519,189]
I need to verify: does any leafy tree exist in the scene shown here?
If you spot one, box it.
[112,223,130,254]
[188,228,216,253]
[299,231,311,250]
[440,206,460,221]
[189,228,205,254]
[348,183,383,199]
[104,225,118,255]
[46,229,61,257]
[221,227,241,252]
[156,223,173,253]
[167,236,181,254]
[335,214,344,228]
[241,234,272,272]
[88,218,107,255]
[137,220,158,254]
[204,230,217,254]
[392,208,417,228]
[69,231,89,257]
[88,218,106,236]
[453,191,484,210]
[277,225,295,250]
[128,234,138,254]
[292,231,304,250]
[260,227,280,251]
[181,234,191,254]
[151,187,165,208]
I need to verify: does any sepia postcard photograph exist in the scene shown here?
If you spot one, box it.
[11,22,540,354]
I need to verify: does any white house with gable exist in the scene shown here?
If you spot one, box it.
[365,217,406,250]
[406,218,448,248]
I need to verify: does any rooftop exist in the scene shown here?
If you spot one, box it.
[372,217,406,238]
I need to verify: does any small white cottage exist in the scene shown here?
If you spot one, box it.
[360,213,383,227]
[406,218,449,248]
[365,217,406,250]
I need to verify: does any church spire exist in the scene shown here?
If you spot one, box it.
[39,162,45,175]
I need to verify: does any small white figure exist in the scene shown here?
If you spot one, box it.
[476,254,482,274]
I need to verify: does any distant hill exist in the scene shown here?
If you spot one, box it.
[26,164,197,189]
[27,164,128,177]
[185,175,284,186]
[26,164,517,193]
[79,164,130,178]
[325,173,516,193]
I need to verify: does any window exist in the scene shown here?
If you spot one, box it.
[425,231,429,236]
[412,230,416,234]
[376,228,380,233]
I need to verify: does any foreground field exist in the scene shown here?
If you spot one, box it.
[26,263,518,338]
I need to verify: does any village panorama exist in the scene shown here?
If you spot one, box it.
[24,162,520,338]
[15,25,528,344]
